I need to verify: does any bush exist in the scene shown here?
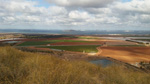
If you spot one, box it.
[0,46,150,84]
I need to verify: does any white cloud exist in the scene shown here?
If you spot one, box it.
[46,0,117,7]
[2,16,16,22]
[113,0,150,14]
[48,6,67,15]
[0,0,68,26]
[0,0,150,30]
[0,1,37,13]
[69,10,91,19]
[110,0,150,25]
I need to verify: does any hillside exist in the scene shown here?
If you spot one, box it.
[0,46,150,84]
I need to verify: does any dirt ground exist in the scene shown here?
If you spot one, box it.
[103,40,137,45]
[27,46,52,51]
[97,40,137,45]
[77,38,137,45]
[98,46,150,64]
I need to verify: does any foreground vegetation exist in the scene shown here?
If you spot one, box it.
[0,46,150,84]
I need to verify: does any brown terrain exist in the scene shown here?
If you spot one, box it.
[98,46,150,64]
[28,46,52,51]
[103,40,137,45]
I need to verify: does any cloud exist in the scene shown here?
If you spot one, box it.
[48,6,67,15]
[113,0,150,15]
[2,16,16,22]
[0,0,67,26]
[46,0,117,8]
[0,0,150,30]
[69,10,91,19]
[110,0,150,25]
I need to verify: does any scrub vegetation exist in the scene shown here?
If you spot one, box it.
[0,46,150,84]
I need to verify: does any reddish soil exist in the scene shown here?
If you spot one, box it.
[77,39,136,45]
[104,40,136,45]
[97,40,136,45]
[28,46,51,51]
[98,46,150,64]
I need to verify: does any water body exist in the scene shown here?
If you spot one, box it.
[103,37,150,41]
[50,49,62,51]
[3,41,21,44]
[0,38,23,41]
[0,29,150,35]
[103,37,150,44]
[90,59,113,67]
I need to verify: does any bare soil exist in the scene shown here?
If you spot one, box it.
[98,46,150,63]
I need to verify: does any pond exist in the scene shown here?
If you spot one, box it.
[51,49,62,51]
[3,41,21,44]
[90,59,114,67]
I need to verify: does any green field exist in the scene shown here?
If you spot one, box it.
[17,41,54,46]
[17,39,96,46]
[41,45,101,53]
[46,39,96,43]
[134,39,150,41]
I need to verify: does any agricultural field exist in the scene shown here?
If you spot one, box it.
[77,36,100,39]
[133,39,150,42]
[17,39,100,46]
[0,34,24,40]
[1,34,150,72]
[2,34,150,66]
[111,45,145,47]
[41,45,101,53]
[17,41,53,46]
[99,40,137,46]
[98,46,150,65]
[15,35,147,56]
[47,39,96,43]
[16,36,104,53]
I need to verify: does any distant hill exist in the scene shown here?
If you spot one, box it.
[0,29,150,35]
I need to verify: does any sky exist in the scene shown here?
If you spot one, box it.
[0,0,150,30]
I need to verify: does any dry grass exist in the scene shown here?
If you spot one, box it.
[0,46,150,84]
